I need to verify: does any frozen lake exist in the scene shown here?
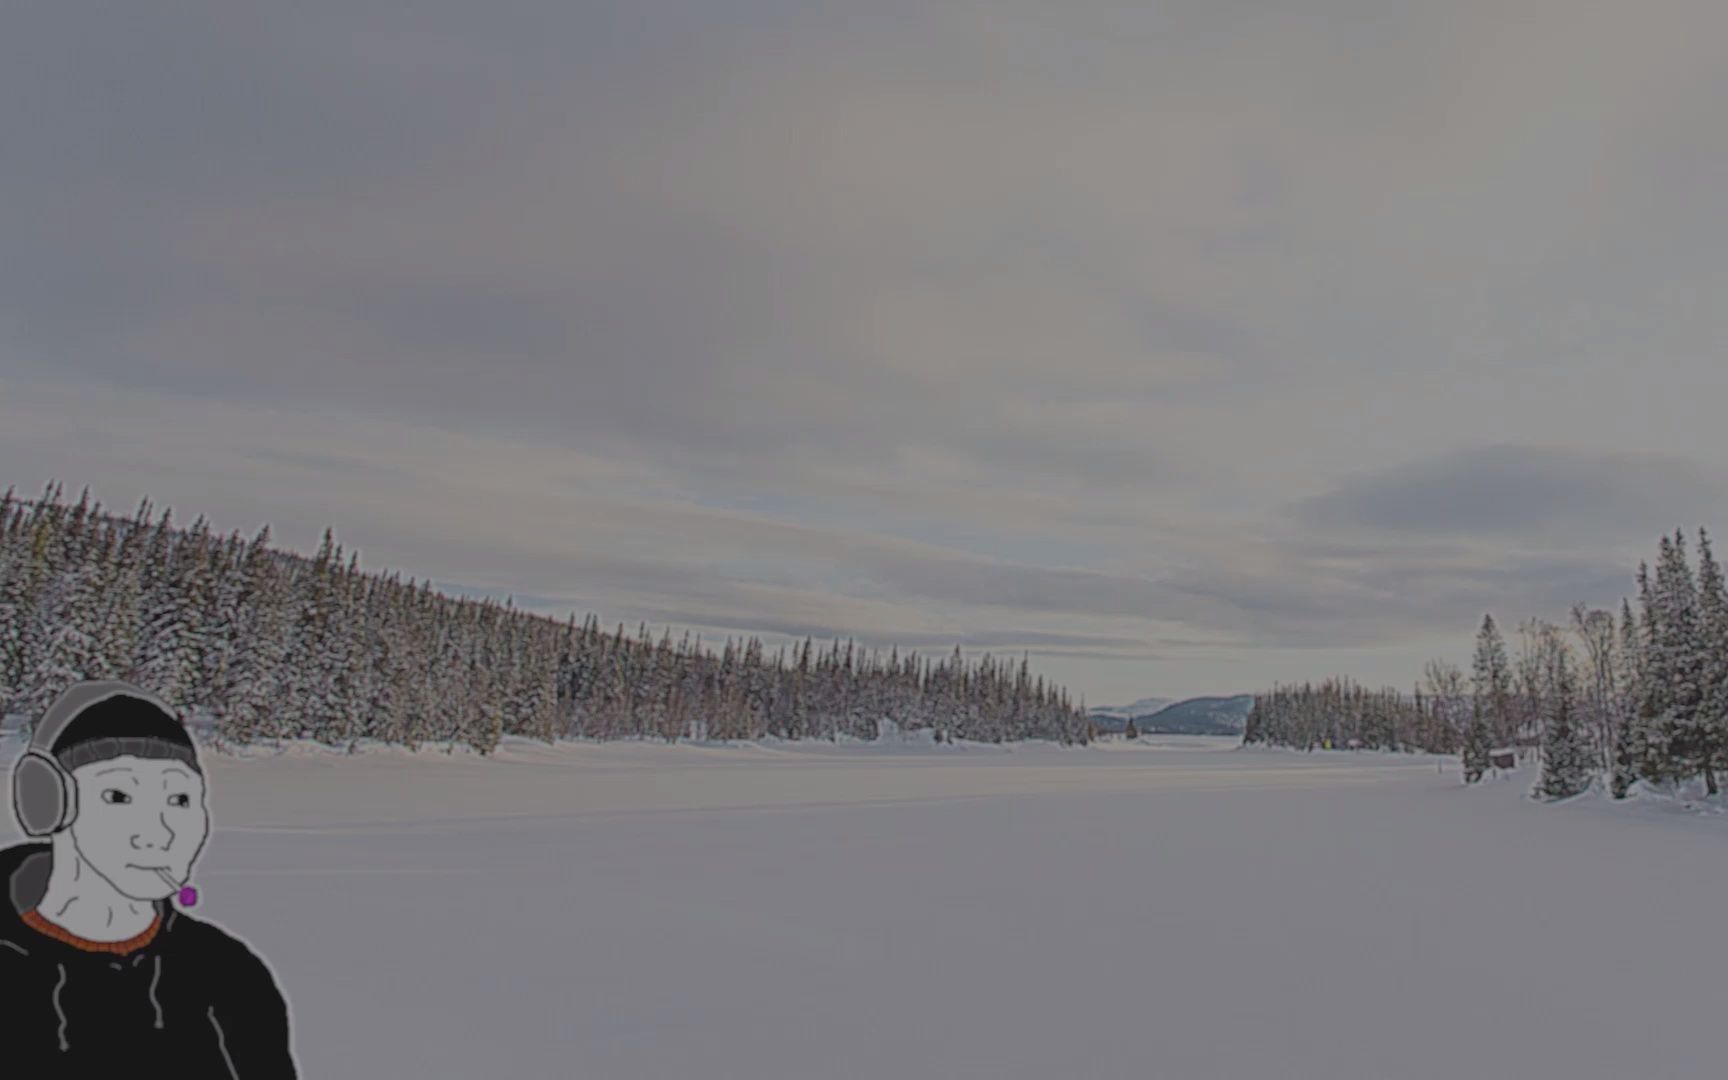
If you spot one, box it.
[6,733,1725,1078]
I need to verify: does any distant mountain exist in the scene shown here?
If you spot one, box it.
[1140,695,1254,734]
[1090,694,1254,735]
[1088,696,1173,721]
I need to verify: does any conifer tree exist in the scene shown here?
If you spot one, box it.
[1693,528,1728,797]
[1616,563,1664,792]
[11,486,71,719]
[1640,534,1705,788]
[135,509,198,706]
[1536,635,1590,800]
[0,487,25,711]
[196,531,247,716]
[1466,615,1512,781]
[1462,704,1493,783]
[214,527,291,742]
[1610,597,1643,798]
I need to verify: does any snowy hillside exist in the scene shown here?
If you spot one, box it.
[1087,696,1173,720]
[1138,694,1254,734]
[1092,695,1253,734]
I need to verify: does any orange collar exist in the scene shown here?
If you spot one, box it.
[22,907,162,955]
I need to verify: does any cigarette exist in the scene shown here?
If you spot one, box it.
[154,868,179,889]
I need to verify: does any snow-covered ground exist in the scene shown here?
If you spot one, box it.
[5,732,1726,1078]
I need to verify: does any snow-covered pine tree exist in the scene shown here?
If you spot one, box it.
[567,615,604,738]
[1643,532,1706,789]
[32,557,103,707]
[287,528,347,744]
[553,615,584,738]
[76,523,126,680]
[328,550,375,749]
[398,577,435,750]
[1630,555,1670,784]
[212,527,287,742]
[1476,615,1514,746]
[33,495,125,695]
[363,574,402,748]
[11,490,75,720]
[134,508,197,706]
[170,518,218,711]
[1612,580,1650,798]
[1465,615,1511,782]
[448,600,488,751]
[195,530,248,718]
[9,488,68,721]
[97,506,149,680]
[1536,630,1591,800]
[1693,528,1728,797]
[529,620,561,743]
[1668,530,1712,791]
[0,486,23,712]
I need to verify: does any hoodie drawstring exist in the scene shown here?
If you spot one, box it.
[53,962,69,1050]
[150,954,165,1028]
[41,950,164,1049]
[209,1005,240,1079]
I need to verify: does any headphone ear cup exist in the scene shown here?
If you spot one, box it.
[12,751,73,837]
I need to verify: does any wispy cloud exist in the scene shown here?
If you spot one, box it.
[1287,445,1728,546]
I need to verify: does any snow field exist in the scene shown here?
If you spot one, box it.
[4,734,1723,1078]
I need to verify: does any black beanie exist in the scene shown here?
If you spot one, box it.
[49,693,202,775]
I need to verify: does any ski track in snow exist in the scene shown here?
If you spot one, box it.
[4,733,1725,1079]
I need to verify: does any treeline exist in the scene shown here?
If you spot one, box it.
[1242,678,1458,754]
[0,482,1091,752]
[1244,527,1728,803]
[1242,616,1565,759]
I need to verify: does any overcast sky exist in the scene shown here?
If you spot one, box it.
[4,1,1725,705]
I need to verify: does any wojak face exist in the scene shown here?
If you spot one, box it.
[66,756,210,902]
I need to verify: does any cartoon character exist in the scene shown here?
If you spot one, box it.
[3,680,299,1076]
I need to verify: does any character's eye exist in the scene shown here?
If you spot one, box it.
[168,794,191,808]
[101,789,132,805]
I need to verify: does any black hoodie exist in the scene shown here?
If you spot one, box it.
[1,841,299,1076]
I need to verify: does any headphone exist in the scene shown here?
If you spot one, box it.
[11,680,202,906]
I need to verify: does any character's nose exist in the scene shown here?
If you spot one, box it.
[130,812,177,850]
